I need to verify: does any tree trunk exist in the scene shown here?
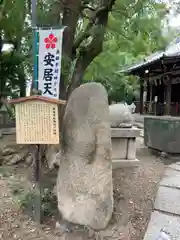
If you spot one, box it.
[44,0,117,169]
[59,0,81,100]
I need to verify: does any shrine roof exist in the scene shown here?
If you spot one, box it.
[9,96,66,105]
[119,39,180,75]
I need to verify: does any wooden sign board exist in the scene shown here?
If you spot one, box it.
[10,96,66,144]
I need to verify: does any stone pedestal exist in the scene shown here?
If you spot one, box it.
[111,127,140,169]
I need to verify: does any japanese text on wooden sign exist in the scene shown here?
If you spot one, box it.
[38,29,64,99]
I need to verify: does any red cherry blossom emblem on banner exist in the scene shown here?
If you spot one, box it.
[44,33,57,49]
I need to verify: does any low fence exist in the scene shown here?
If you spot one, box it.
[0,110,15,129]
[134,101,180,116]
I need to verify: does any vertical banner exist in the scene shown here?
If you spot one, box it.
[38,29,64,99]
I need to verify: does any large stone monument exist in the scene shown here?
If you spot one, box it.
[109,103,140,169]
[56,82,113,230]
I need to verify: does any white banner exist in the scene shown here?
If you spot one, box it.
[38,29,63,99]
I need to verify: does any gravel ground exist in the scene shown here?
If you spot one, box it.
[0,135,165,240]
[112,140,165,239]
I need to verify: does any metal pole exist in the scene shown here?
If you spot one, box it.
[31,0,42,224]
[32,0,38,90]
[32,0,37,27]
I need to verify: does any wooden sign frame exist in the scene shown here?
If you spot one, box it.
[9,96,66,144]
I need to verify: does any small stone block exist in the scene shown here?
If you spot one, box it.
[154,186,180,215]
[144,211,180,240]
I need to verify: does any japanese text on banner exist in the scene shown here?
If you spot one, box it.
[38,29,63,99]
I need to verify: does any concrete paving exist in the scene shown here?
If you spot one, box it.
[144,163,180,240]
[144,211,180,240]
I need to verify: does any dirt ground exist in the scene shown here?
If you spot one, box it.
[0,135,165,240]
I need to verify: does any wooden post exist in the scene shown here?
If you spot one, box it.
[139,79,144,114]
[148,83,153,114]
[9,96,66,224]
[164,76,172,115]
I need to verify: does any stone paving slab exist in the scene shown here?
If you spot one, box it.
[144,211,180,240]
[144,163,180,239]
[160,175,180,189]
[154,186,180,215]
[169,163,180,172]
[164,167,180,178]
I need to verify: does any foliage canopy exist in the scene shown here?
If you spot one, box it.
[0,0,178,105]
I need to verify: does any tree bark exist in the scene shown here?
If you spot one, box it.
[59,0,81,100]
[66,0,116,97]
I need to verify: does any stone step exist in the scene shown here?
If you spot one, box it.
[112,159,140,169]
[144,211,180,240]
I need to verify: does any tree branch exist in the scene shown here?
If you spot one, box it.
[81,4,95,11]
[73,22,93,51]
[68,0,116,96]
[73,0,116,53]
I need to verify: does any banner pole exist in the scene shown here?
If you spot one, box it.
[32,0,38,90]
[31,0,42,224]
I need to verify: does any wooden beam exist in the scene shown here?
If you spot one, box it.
[164,76,172,115]
[139,79,144,114]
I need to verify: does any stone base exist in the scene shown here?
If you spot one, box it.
[112,159,140,169]
[111,127,140,168]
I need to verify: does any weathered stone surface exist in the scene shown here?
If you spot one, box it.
[160,175,180,189]
[154,186,180,215]
[45,145,60,169]
[25,154,33,165]
[112,138,127,160]
[144,211,180,240]
[112,159,140,169]
[169,163,180,172]
[127,139,136,160]
[164,167,180,178]
[56,82,113,230]
[133,122,144,129]
[111,127,140,138]
[109,103,133,128]
[111,128,140,168]
[144,116,180,153]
